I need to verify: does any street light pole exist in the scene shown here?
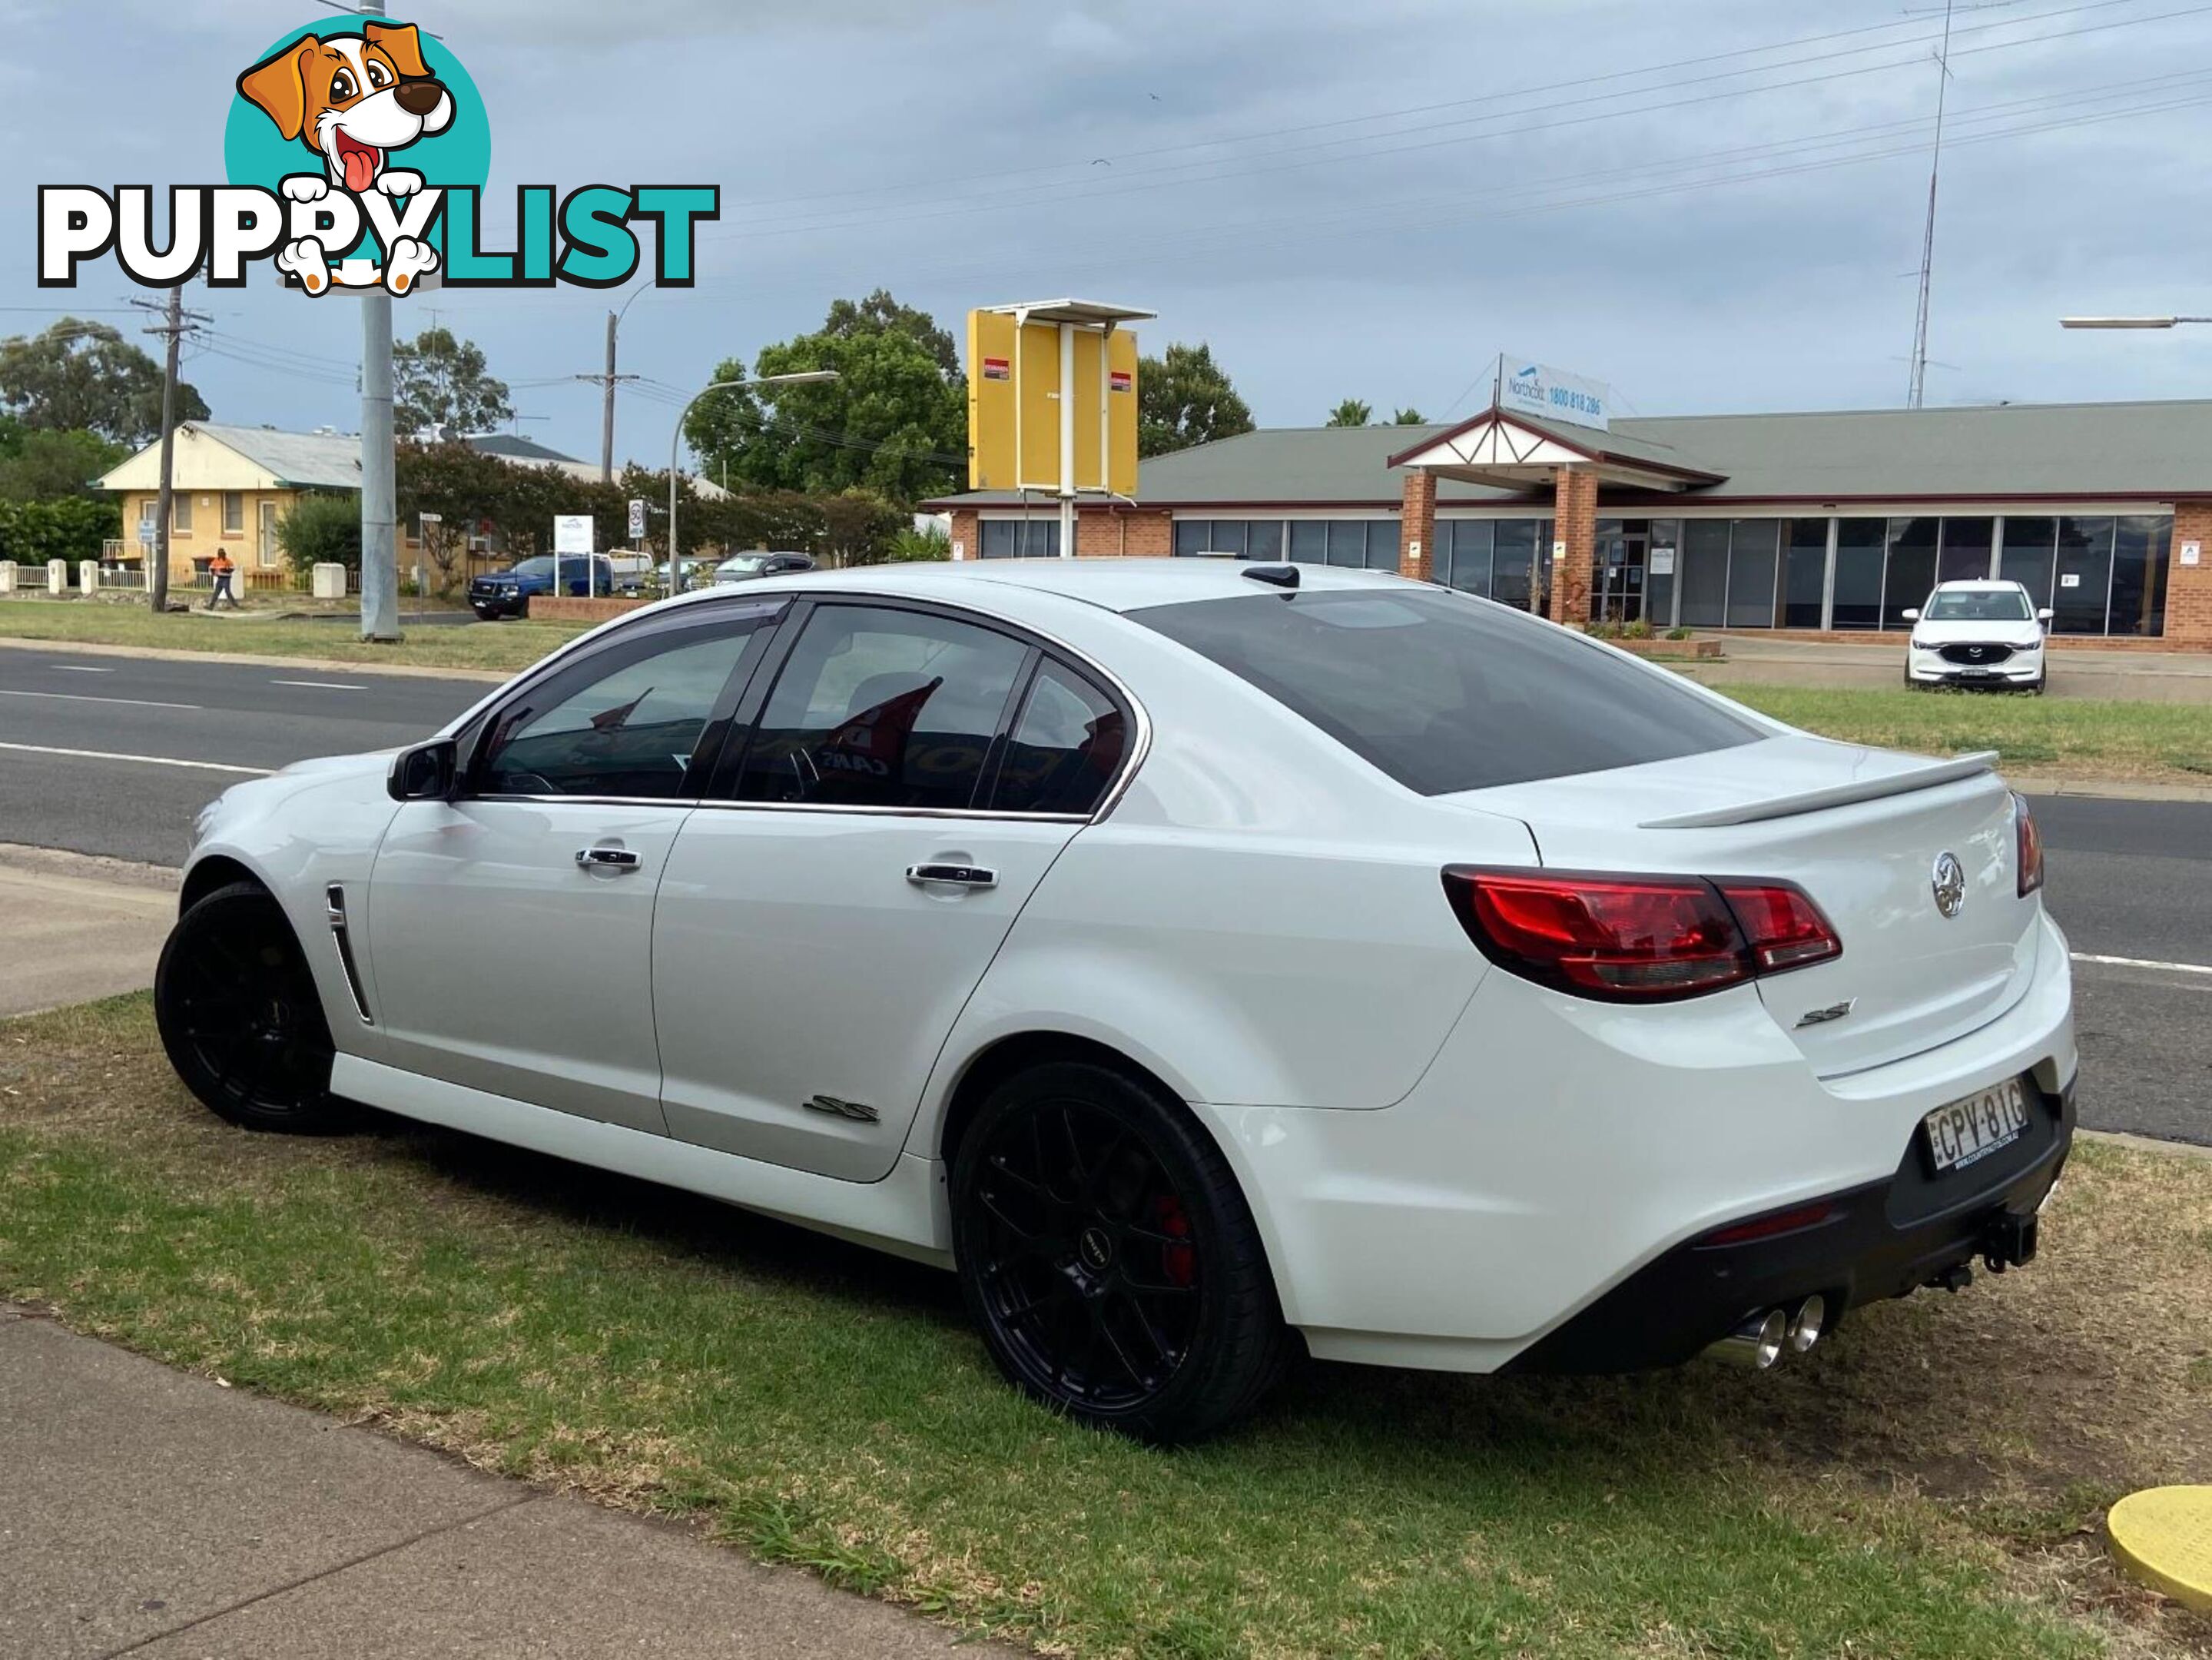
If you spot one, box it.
[357,0,399,641]
[2059,315,2212,329]
[666,370,838,592]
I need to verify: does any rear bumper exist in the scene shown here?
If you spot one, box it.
[1192,911,2076,1375]
[1503,1078,2071,1372]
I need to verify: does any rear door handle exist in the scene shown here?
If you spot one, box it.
[575,846,642,872]
[907,862,997,889]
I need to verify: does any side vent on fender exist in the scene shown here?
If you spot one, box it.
[325,883,374,1025]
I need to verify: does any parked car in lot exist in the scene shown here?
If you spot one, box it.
[467,555,618,620]
[1904,579,2052,692]
[156,559,2073,1442]
[712,551,815,585]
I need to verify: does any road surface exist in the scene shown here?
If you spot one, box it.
[1,645,2205,1144]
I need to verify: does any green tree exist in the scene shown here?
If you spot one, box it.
[393,327,513,437]
[0,319,207,447]
[1137,341,1254,459]
[1392,407,1426,425]
[1325,398,1372,428]
[0,496,119,565]
[684,291,965,505]
[0,426,128,501]
[275,491,363,577]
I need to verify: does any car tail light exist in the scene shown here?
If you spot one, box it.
[2014,792,2044,898]
[1441,868,1841,1004]
[1696,1200,1836,1247]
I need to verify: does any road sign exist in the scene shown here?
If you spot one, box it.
[418,511,443,526]
[967,302,1147,499]
[628,498,647,541]
[553,514,593,554]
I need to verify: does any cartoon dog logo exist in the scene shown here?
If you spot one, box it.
[236,22,451,296]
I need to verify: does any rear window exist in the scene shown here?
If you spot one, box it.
[1133,587,1760,795]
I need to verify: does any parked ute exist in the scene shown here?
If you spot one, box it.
[468,555,618,620]
[157,559,2073,1443]
[1904,579,2053,693]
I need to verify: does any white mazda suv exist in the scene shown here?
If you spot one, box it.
[157,559,2074,1442]
[1904,579,2053,692]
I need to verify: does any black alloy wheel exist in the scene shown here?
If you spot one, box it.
[154,881,347,1133]
[951,1061,1287,1443]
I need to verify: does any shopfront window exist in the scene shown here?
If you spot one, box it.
[1829,519,1885,630]
[1936,517,1994,585]
[1724,519,1780,628]
[1645,520,1681,627]
[1781,519,1828,628]
[980,519,1059,558]
[1996,517,2056,612]
[1491,520,1543,609]
[2052,516,2115,634]
[1678,521,1729,627]
[1882,518,1938,629]
[1437,520,1493,595]
[2109,516,2170,637]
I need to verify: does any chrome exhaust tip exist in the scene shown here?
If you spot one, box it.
[1706,1309,1787,1370]
[1787,1293,1826,1354]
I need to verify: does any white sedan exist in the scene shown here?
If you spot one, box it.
[156,559,2075,1442]
[1904,579,2053,692]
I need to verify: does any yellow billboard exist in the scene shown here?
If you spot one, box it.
[967,305,1140,497]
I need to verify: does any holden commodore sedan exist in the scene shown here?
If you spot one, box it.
[156,559,2074,1442]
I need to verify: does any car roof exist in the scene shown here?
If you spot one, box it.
[1930,578,2028,591]
[665,556,1412,616]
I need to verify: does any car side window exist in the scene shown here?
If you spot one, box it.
[729,604,1027,811]
[474,622,764,800]
[990,660,1129,816]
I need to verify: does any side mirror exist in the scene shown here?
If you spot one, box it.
[2036,607,2054,622]
[1900,608,1920,622]
[387,737,457,802]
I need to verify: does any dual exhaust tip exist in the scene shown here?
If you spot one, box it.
[1707,1295,1826,1370]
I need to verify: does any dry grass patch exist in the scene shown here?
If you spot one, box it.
[5,998,2211,1656]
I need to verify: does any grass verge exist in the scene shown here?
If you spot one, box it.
[1712,683,2212,786]
[7,1000,2212,1655]
[0,601,589,675]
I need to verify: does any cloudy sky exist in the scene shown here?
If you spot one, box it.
[5,0,2208,465]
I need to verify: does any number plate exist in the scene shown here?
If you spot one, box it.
[1922,1077,2031,1172]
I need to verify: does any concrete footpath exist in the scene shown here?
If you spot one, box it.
[0,1305,1001,1659]
[0,845,176,1018]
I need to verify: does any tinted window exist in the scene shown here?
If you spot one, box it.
[1134,588,1759,795]
[991,662,1129,815]
[732,605,1027,810]
[1924,589,2031,622]
[1831,518,1885,629]
[476,623,762,799]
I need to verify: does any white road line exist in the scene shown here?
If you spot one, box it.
[2071,951,2212,978]
[48,664,114,673]
[0,688,200,711]
[0,742,271,776]
[269,679,368,690]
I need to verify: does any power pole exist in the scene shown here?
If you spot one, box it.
[357,0,400,641]
[578,307,640,483]
[1906,0,1955,410]
[132,285,209,616]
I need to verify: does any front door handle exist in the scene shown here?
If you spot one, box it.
[907,862,997,889]
[576,845,642,872]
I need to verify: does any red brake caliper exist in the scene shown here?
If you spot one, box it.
[1155,1194,1196,1287]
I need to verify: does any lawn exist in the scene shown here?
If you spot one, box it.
[5,998,2210,1658]
[1713,683,2212,786]
[0,599,589,676]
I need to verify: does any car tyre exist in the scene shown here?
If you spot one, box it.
[951,1059,1289,1444]
[154,881,350,1134]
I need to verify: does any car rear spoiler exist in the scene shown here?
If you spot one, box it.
[1637,752,1998,830]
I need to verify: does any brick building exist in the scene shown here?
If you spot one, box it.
[930,398,2212,649]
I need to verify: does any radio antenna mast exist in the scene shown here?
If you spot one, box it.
[1906,0,1956,410]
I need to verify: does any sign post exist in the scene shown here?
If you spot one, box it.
[554,513,594,599]
[967,300,1154,558]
